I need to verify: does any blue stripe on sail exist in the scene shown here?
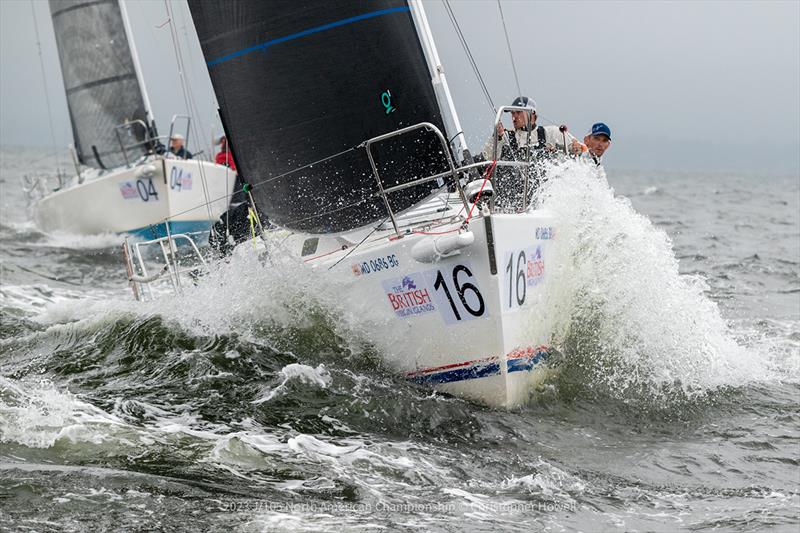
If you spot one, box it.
[207,6,411,67]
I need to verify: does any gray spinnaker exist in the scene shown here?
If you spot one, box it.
[49,0,148,170]
[188,0,453,234]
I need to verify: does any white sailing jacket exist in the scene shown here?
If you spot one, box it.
[482,124,575,160]
[577,149,607,180]
[579,150,603,167]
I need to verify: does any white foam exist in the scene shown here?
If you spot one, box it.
[537,161,775,398]
[252,364,331,405]
[1,220,123,249]
[500,459,586,500]
[0,376,130,449]
[0,377,232,453]
[36,230,122,250]
[0,284,90,316]
[34,242,369,354]
[729,317,800,381]
[2,220,38,233]
[280,363,331,387]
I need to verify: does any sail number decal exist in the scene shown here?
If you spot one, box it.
[382,263,488,325]
[170,167,193,191]
[119,178,159,202]
[503,246,545,312]
[431,264,486,324]
[352,254,399,276]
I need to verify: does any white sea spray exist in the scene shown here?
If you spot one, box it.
[536,161,772,399]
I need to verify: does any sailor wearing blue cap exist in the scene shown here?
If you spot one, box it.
[576,122,612,167]
[482,96,576,160]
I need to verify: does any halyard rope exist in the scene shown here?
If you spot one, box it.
[497,0,522,98]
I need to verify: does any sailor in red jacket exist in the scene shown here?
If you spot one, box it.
[215,135,237,171]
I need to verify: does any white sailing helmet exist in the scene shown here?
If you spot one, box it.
[511,96,536,112]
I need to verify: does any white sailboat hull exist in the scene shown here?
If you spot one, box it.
[31,158,236,239]
[291,208,556,408]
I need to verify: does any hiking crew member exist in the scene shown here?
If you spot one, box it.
[482,96,575,160]
[576,122,612,167]
[481,96,577,208]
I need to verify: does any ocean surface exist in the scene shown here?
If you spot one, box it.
[1,147,798,532]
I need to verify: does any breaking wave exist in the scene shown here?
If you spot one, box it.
[0,221,121,250]
[38,230,123,250]
[536,161,779,403]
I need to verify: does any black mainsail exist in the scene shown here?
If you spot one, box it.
[49,0,149,170]
[188,0,454,233]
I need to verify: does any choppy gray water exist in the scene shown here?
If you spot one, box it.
[1,147,798,532]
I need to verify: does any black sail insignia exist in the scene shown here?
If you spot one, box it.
[49,0,148,170]
[188,0,452,233]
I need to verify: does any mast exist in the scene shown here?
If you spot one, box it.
[408,0,469,162]
[118,0,154,127]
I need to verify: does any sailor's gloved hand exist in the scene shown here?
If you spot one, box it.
[496,123,505,140]
[570,139,587,155]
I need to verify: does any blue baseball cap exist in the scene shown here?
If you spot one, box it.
[589,122,611,140]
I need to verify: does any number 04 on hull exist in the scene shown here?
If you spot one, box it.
[32,158,235,238]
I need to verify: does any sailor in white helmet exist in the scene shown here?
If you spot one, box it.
[482,96,576,160]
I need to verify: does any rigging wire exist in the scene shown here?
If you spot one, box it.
[447,130,464,147]
[161,146,358,223]
[326,216,390,270]
[173,4,213,157]
[29,0,63,176]
[442,0,495,113]
[163,0,215,225]
[255,146,359,187]
[494,2,563,129]
[496,0,522,98]
[406,159,496,237]
[441,3,563,130]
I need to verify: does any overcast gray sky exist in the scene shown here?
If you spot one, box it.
[1,0,798,174]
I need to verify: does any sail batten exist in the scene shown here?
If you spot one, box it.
[50,0,109,19]
[64,73,138,94]
[48,0,148,169]
[189,0,453,234]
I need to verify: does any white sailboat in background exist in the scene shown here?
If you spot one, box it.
[26,0,234,240]
[128,0,561,408]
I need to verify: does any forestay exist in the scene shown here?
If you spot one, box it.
[49,0,149,170]
[188,0,453,233]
